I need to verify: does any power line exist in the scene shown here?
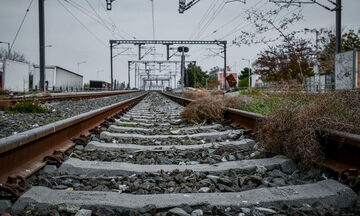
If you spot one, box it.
[188,0,217,40]
[193,1,226,40]
[95,0,137,39]
[57,0,107,47]
[10,0,35,50]
[65,0,123,39]
[218,1,272,40]
[150,0,156,40]
[202,0,264,40]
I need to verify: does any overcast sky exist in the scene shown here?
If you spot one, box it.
[0,0,359,86]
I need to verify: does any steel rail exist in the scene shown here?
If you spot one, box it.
[0,92,147,185]
[0,90,141,110]
[161,92,360,174]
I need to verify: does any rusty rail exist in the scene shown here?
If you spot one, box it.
[162,92,360,178]
[0,93,147,193]
[0,90,141,110]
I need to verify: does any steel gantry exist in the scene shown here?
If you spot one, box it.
[109,39,227,90]
[128,60,196,90]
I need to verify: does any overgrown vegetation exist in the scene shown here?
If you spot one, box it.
[256,90,360,167]
[183,89,223,100]
[6,100,50,113]
[181,89,360,167]
[181,96,224,124]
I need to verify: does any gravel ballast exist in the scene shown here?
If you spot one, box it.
[0,91,142,138]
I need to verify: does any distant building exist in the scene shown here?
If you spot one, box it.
[252,74,263,88]
[1,60,29,92]
[33,65,83,91]
[209,66,238,89]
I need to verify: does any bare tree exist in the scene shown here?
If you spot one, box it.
[233,4,310,82]
[0,48,28,63]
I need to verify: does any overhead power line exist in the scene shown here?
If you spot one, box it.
[11,0,35,50]
[57,0,107,47]
[268,0,342,53]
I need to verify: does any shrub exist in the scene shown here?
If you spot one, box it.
[238,78,249,88]
[209,90,224,96]
[183,89,209,100]
[181,96,224,124]
[256,90,360,167]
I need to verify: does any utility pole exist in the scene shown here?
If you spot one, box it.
[223,43,227,90]
[194,65,196,88]
[127,61,130,89]
[39,0,45,91]
[180,48,185,90]
[110,43,113,90]
[77,61,86,75]
[242,58,252,88]
[335,0,342,54]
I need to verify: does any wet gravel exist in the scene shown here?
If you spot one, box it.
[0,92,143,138]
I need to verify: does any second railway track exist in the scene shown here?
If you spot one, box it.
[1,92,359,215]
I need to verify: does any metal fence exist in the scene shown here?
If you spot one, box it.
[304,74,335,92]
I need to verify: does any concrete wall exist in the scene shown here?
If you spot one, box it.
[55,67,82,90]
[3,59,29,92]
[335,50,358,90]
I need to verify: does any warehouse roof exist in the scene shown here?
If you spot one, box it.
[34,65,83,78]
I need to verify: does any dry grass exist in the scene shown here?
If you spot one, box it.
[181,88,360,168]
[209,90,224,96]
[180,96,224,124]
[183,89,209,100]
[183,89,224,100]
[256,90,360,167]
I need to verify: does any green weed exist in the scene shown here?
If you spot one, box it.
[120,123,135,127]
[6,101,50,114]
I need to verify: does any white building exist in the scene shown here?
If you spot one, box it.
[33,65,83,91]
[251,74,263,88]
[1,59,29,92]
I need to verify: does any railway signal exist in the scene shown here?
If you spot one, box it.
[106,0,116,10]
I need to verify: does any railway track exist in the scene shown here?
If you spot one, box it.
[0,90,141,110]
[162,92,360,188]
[0,92,359,215]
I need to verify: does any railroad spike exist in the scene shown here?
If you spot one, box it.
[0,176,28,198]
[71,134,88,146]
[43,150,66,167]
[89,126,101,135]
